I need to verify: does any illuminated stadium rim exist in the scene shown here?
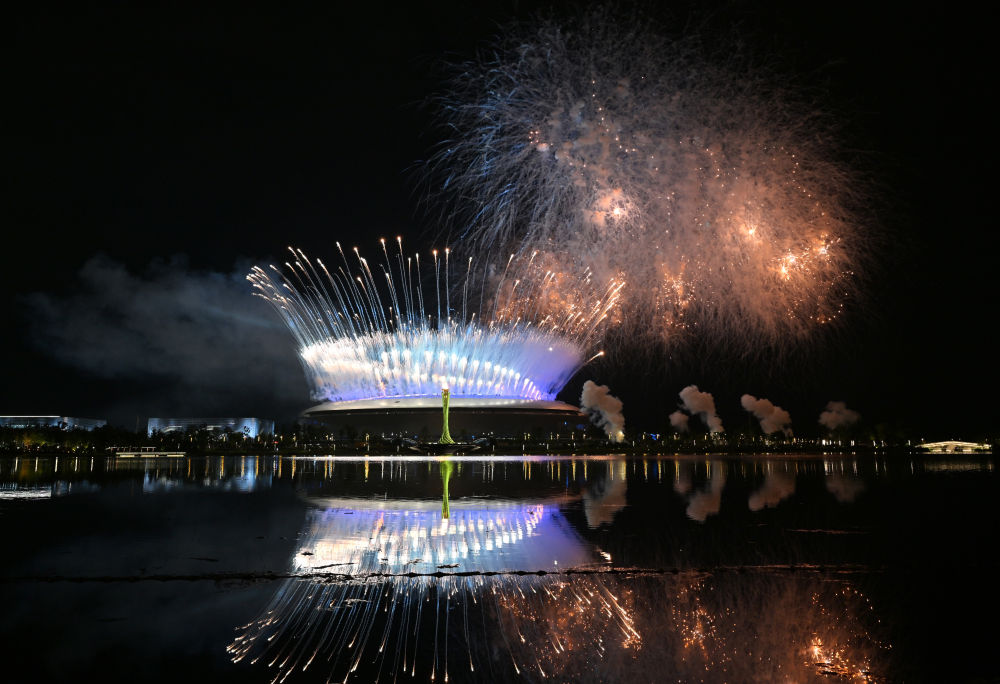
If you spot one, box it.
[302,396,584,412]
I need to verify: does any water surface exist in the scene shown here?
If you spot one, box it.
[1,453,996,682]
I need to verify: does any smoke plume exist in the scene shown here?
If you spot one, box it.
[669,410,690,432]
[819,401,861,430]
[825,474,866,503]
[686,462,726,522]
[26,254,309,425]
[748,471,796,511]
[740,394,793,436]
[678,385,724,433]
[580,380,625,442]
[583,462,628,528]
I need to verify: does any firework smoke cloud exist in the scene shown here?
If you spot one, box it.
[826,474,865,503]
[27,255,308,422]
[740,394,793,436]
[428,6,871,353]
[686,463,726,522]
[819,401,861,430]
[580,380,625,442]
[583,465,628,528]
[678,385,724,433]
[669,410,690,432]
[748,471,796,511]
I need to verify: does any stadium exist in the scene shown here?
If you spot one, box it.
[250,245,618,440]
[299,396,587,439]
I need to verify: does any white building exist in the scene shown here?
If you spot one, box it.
[146,417,274,438]
[0,416,107,431]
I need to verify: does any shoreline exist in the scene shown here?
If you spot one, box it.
[1,443,993,459]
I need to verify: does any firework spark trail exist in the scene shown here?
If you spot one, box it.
[229,498,630,683]
[427,6,872,352]
[248,242,622,403]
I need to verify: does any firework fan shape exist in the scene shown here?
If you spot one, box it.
[428,6,873,351]
[228,499,637,683]
[248,242,622,403]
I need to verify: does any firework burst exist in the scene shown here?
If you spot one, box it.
[248,242,622,403]
[427,6,873,352]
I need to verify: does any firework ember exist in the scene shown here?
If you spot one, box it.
[427,6,872,351]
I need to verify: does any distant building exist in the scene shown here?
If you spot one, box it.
[916,440,991,454]
[147,417,274,438]
[0,416,107,431]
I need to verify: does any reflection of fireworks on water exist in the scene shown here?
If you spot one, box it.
[661,573,888,682]
[228,497,634,683]
[230,573,639,684]
[428,7,873,351]
[748,469,797,511]
[685,460,726,522]
[248,243,621,402]
[228,458,890,681]
[493,576,640,679]
[805,584,886,680]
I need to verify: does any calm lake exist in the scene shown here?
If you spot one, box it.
[1,453,996,682]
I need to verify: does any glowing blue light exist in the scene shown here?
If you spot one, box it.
[250,245,619,403]
[297,498,595,573]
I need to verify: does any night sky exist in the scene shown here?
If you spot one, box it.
[5,2,994,438]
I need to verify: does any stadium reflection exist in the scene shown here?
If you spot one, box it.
[226,458,888,683]
[0,454,923,680]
